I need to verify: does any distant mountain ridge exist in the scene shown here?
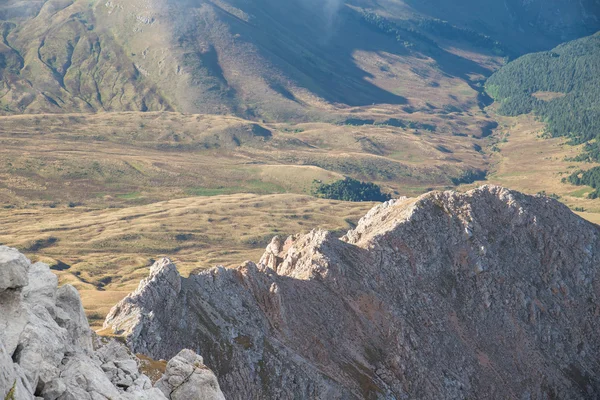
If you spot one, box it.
[0,0,598,119]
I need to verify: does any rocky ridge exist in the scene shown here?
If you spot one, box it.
[104,185,600,399]
[0,247,224,400]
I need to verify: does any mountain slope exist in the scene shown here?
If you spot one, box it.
[396,0,600,53]
[0,0,171,114]
[486,32,600,160]
[1,0,597,119]
[104,186,600,399]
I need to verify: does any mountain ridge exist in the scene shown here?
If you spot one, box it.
[1,0,598,119]
[104,185,600,399]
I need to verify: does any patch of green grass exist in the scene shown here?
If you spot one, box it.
[4,380,16,400]
[567,187,591,198]
[186,180,285,197]
[185,187,238,196]
[116,192,142,199]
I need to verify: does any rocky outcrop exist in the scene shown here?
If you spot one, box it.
[0,246,224,400]
[105,186,600,399]
[155,349,225,400]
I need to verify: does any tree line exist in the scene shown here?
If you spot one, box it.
[486,32,600,160]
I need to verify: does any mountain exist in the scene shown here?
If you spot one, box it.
[398,0,600,53]
[1,0,598,119]
[104,186,600,399]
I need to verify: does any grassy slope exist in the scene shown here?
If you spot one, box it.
[0,0,170,114]
[0,193,373,327]
[0,0,507,119]
[459,109,600,222]
[1,0,598,119]
[0,111,489,207]
[0,109,487,328]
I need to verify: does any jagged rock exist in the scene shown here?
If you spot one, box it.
[105,186,600,399]
[0,247,221,400]
[55,285,93,353]
[0,247,29,291]
[40,377,66,399]
[155,349,225,400]
[0,340,18,399]
[0,246,30,364]
[258,236,283,270]
[58,353,124,400]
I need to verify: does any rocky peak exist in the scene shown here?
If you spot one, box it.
[261,230,340,280]
[0,247,29,291]
[148,258,180,287]
[103,185,600,399]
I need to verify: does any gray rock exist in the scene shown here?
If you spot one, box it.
[155,349,225,400]
[0,247,30,359]
[0,338,17,400]
[58,353,122,400]
[22,262,57,313]
[0,246,29,291]
[101,361,117,374]
[105,185,600,399]
[0,248,215,400]
[129,374,152,392]
[94,337,133,364]
[0,281,28,362]
[122,387,167,400]
[55,285,93,353]
[115,360,139,377]
[40,377,66,400]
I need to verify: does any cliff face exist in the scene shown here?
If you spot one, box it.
[104,186,600,399]
[0,246,224,400]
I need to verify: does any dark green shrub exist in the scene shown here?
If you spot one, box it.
[312,178,391,202]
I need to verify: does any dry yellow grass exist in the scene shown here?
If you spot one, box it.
[0,112,488,209]
[3,109,600,329]
[8,108,593,331]
[0,110,495,330]
[531,91,566,101]
[0,193,373,327]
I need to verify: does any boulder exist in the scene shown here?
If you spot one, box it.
[155,350,225,400]
[0,246,29,291]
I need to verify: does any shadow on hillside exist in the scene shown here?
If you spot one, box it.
[217,0,506,108]
[172,0,514,113]
[210,1,410,107]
